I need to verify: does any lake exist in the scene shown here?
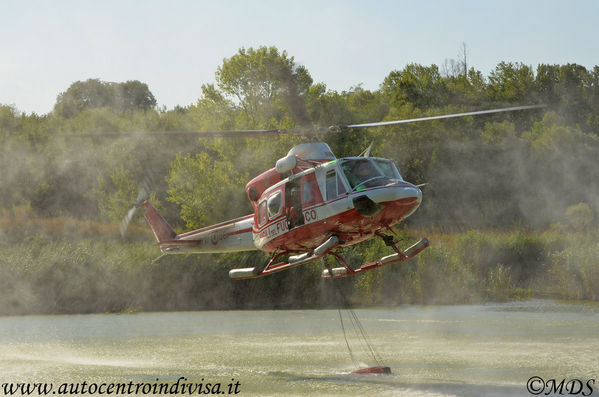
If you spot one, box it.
[1,300,598,396]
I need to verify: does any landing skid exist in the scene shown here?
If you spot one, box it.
[322,237,429,278]
[228,235,429,280]
[229,236,339,280]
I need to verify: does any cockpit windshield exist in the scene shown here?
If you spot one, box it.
[340,158,403,191]
[374,159,402,180]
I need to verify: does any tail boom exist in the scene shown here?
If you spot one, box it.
[142,201,256,254]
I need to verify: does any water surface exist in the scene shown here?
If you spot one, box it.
[1,300,598,396]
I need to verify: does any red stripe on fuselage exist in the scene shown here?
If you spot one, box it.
[227,227,253,236]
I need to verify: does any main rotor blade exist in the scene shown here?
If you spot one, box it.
[343,104,546,129]
[63,125,331,138]
[67,128,295,138]
[63,104,544,138]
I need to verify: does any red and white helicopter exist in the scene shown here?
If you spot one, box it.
[122,105,544,280]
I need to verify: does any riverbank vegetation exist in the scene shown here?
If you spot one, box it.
[1,46,598,314]
[1,222,597,315]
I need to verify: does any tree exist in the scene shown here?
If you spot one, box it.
[113,80,157,112]
[166,150,249,228]
[215,46,313,127]
[186,83,238,132]
[535,64,560,104]
[588,66,599,131]
[54,79,111,118]
[487,62,534,103]
[54,79,156,118]
[556,64,592,127]
[381,64,447,109]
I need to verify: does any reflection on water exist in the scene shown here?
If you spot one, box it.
[1,300,598,396]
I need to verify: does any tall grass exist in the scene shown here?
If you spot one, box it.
[0,219,597,315]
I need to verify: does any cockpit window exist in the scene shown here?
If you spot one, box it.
[374,159,402,180]
[340,158,402,191]
[258,200,267,226]
[326,170,348,200]
[267,191,282,219]
[341,159,380,189]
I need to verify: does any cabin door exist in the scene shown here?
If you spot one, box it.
[285,179,304,229]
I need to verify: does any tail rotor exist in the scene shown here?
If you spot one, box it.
[119,174,153,237]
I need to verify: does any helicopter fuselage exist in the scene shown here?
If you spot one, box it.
[146,143,423,260]
[250,157,422,253]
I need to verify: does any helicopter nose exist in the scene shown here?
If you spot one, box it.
[379,182,422,219]
[402,184,422,204]
[352,182,422,217]
[371,182,422,205]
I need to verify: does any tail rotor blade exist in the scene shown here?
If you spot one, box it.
[136,175,152,204]
[119,173,154,238]
[120,206,138,237]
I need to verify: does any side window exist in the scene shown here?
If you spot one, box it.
[258,200,267,226]
[267,191,282,219]
[326,171,337,200]
[303,180,313,204]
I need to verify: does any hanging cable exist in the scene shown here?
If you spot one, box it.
[338,307,359,367]
[327,257,384,368]
[335,283,382,366]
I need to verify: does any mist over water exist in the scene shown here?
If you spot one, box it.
[1,301,598,396]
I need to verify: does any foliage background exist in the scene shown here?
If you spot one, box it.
[1,46,598,314]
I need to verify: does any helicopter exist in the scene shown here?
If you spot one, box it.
[121,105,544,280]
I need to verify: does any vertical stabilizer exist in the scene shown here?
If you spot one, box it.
[142,201,176,243]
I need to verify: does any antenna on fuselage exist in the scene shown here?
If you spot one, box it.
[358,141,374,158]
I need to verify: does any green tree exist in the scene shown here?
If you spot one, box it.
[54,79,156,118]
[381,64,447,109]
[535,64,560,105]
[306,83,353,126]
[186,84,238,132]
[54,79,113,118]
[443,68,489,106]
[215,46,313,127]
[113,80,157,112]
[166,149,249,228]
[588,66,599,131]
[487,62,534,103]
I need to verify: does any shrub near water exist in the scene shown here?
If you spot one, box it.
[547,232,599,300]
[0,239,155,315]
[412,246,478,304]
[0,229,598,315]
